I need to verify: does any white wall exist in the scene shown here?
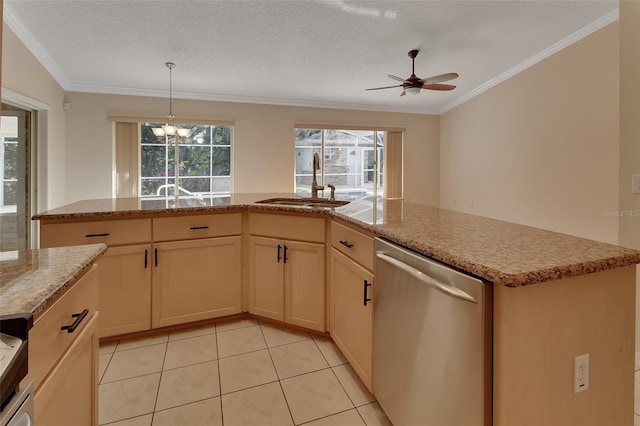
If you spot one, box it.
[2,26,67,210]
[440,23,620,245]
[64,92,440,206]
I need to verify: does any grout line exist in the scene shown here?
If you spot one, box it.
[215,326,225,426]
[150,341,169,419]
[329,365,357,409]
[260,322,296,426]
[296,408,360,425]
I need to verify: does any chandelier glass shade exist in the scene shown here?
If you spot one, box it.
[153,62,190,139]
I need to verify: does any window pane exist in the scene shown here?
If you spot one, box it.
[295,129,322,195]
[139,124,232,197]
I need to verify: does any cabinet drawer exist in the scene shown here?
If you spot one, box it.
[40,219,151,247]
[153,213,242,241]
[331,221,374,271]
[249,213,325,243]
[29,265,99,391]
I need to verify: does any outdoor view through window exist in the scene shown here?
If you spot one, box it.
[140,123,232,202]
[295,129,384,197]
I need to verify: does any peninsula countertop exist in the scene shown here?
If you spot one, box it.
[0,244,107,319]
[32,194,640,287]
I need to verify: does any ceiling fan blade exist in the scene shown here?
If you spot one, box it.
[400,90,406,97]
[365,84,403,91]
[387,75,406,83]
[422,83,456,91]
[421,73,459,85]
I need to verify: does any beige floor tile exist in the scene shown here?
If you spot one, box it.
[99,340,118,355]
[155,360,220,411]
[116,333,169,351]
[105,414,153,426]
[261,322,311,347]
[102,343,166,383]
[332,364,375,407]
[304,409,366,426]
[163,333,218,370]
[219,349,278,394]
[281,369,353,424]
[98,373,160,425]
[270,340,329,379]
[221,382,293,426]
[152,397,223,426]
[98,353,112,383]
[356,402,392,426]
[217,325,267,358]
[216,317,259,333]
[313,336,348,367]
[169,323,216,341]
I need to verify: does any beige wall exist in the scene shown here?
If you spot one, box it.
[64,92,440,206]
[440,23,620,245]
[1,26,67,210]
[619,1,640,354]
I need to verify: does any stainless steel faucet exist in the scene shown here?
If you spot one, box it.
[311,152,324,198]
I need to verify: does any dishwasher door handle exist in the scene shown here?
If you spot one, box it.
[376,252,478,304]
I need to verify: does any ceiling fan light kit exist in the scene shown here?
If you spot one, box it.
[366,49,458,97]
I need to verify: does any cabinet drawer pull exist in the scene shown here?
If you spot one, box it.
[155,248,158,267]
[363,280,372,306]
[144,249,148,269]
[277,244,282,263]
[339,240,354,249]
[61,309,89,333]
[283,245,288,264]
[85,233,109,238]
[189,226,209,230]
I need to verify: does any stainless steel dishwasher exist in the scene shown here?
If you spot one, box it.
[373,238,492,426]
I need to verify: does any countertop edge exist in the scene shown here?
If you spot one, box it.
[33,203,640,288]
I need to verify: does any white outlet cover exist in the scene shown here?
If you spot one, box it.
[632,175,640,194]
[573,353,590,394]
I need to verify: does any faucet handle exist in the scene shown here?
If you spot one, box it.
[327,184,336,200]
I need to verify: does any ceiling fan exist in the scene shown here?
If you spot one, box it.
[366,49,459,96]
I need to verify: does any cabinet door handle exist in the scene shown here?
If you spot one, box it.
[61,309,89,333]
[144,249,148,269]
[189,226,209,230]
[85,233,109,238]
[283,245,288,264]
[339,240,354,249]
[363,280,372,306]
[277,244,282,263]
[155,248,158,267]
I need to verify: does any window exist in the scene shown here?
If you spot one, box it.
[140,123,232,200]
[295,128,393,197]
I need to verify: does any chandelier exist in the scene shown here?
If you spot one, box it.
[152,62,190,138]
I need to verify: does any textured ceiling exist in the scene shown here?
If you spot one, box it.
[4,0,618,114]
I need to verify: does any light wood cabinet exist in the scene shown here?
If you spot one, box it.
[30,265,99,425]
[98,245,151,337]
[248,213,326,332]
[153,236,242,328]
[329,220,375,392]
[40,219,152,338]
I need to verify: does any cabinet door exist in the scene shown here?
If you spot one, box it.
[330,248,374,391]
[98,245,152,338]
[248,236,285,321]
[153,236,242,328]
[34,312,99,426]
[285,240,325,332]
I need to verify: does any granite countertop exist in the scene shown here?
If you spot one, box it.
[0,244,107,319]
[32,194,640,287]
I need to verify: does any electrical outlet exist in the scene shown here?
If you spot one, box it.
[633,175,640,194]
[573,353,589,393]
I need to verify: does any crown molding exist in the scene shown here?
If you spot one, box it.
[440,8,620,115]
[3,3,71,90]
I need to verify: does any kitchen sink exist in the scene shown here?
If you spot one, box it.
[255,198,350,208]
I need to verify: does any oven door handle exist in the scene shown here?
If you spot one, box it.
[376,252,477,304]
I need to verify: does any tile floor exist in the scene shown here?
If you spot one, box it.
[98,317,392,426]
